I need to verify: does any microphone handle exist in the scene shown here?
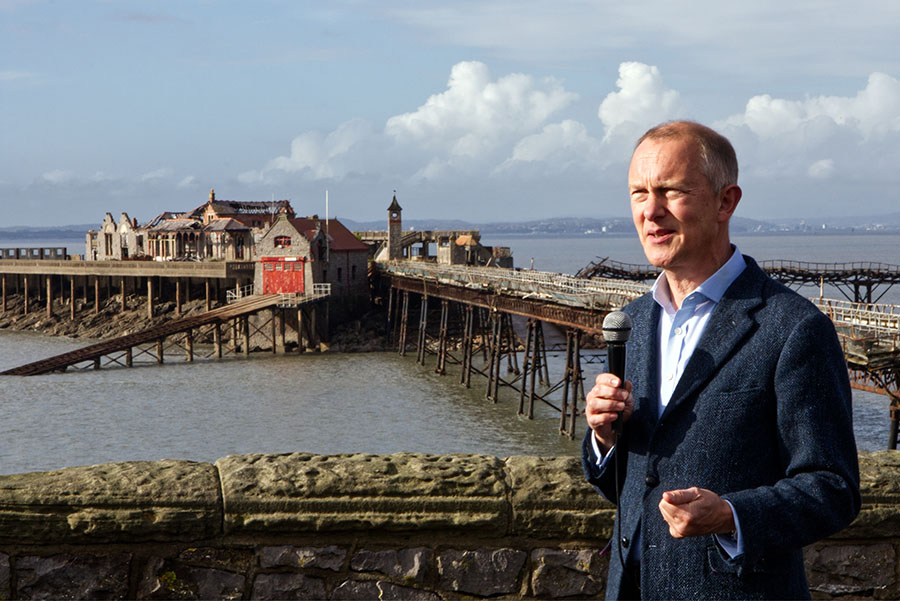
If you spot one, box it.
[607,341,626,435]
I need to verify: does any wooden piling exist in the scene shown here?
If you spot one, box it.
[147,278,154,319]
[416,294,428,366]
[45,275,52,319]
[435,299,449,375]
[185,329,194,362]
[398,291,409,356]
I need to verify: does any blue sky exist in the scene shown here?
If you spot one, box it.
[2,0,899,226]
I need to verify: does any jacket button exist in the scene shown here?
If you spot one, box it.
[645,474,659,487]
[621,536,630,549]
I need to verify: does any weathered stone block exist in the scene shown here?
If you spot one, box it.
[258,545,346,571]
[0,553,10,600]
[437,548,527,596]
[138,557,245,600]
[350,548,431,582]
[177,547,255,574]
[0,460,220,543]
[839,451,900,540]
[332,580,440,601]
[506,456,614,539]
[531,548,606,598]
[217,453,509,535]
[331,580,381,600]
[250,573,326,600]
[16,553,131,600]
[806,543,896,595]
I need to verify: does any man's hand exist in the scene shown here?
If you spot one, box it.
[585,373,634,454]
[658,487,736,538]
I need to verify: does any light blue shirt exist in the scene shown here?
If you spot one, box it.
[593,246,747,557]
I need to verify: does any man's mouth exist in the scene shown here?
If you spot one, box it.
[646,228,675,242]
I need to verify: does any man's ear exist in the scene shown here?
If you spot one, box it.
[717,185,742,223]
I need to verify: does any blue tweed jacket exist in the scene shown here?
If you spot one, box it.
[582,256,860,600]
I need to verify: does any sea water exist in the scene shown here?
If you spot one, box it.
[0,233,896,474]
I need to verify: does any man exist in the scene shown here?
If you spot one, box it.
[582,121,860,600]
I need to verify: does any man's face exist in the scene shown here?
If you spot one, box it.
[628,137,725,277]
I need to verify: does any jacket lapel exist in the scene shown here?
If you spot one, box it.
[660,258,766,418]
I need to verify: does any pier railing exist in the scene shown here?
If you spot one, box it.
[227,284,256,302]
[385,261,649,309]
[278,284,331,307]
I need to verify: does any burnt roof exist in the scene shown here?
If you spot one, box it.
[204,218,250,232]
[288,217,369,252]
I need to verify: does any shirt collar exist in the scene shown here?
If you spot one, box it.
[650,246,747,312]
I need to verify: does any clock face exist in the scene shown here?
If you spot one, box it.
[391,212,399,219]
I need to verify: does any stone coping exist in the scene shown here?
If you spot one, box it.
[0,451,894,545]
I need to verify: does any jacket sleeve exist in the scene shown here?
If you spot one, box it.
[581,428,623,505]
[722,310,861,567]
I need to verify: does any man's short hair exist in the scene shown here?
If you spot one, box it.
[636,121,738,194]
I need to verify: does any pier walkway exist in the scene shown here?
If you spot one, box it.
[383,261,900,448]
[577,258,900,304]
[1,288,330,376]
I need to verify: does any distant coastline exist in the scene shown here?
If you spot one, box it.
[2,218,900,242]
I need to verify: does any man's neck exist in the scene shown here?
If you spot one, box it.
[663,244,734,309]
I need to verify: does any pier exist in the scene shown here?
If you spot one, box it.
[3,253,899,448]
[0,257,255,318]
[383,261,900,449]
[578,258,900,304]
[0,287,331,376]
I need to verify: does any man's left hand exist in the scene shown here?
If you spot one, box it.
[658,487,735,538]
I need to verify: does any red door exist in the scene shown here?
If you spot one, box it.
[262,257,305,294]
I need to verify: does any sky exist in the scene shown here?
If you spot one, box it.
[2,0,899,227]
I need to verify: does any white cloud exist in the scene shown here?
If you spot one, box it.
[385,61,577,158]
[717,71,900,188]
[140,167,174,182]
[41,169,74,184]
[501,120,602,171]
[726,72,900,141]
[0,70,39,83]
[244,118,375,183]
[177,175,196,188]
[807,159,835,179]
[598,62,681,141]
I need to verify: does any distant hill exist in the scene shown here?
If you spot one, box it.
[0,224,93,239]
[3,213,899,240]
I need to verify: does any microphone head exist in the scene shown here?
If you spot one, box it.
[602,311,632,343]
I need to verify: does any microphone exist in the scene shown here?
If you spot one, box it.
[602,311,632,435]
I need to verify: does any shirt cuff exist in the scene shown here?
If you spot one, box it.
[590,433,615,469]
[715,500,744,558]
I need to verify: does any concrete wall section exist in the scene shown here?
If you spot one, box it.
[0,451,896,599]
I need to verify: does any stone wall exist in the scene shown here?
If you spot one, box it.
[0,451,896,600]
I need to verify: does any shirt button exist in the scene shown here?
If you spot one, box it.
[645,474,659,487]
[674,327,683,335]
[666,372,674,381]
[621,536,630,549]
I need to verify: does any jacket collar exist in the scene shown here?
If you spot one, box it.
[659,256,767,419]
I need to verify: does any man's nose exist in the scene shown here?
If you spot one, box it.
[643,192,667,220]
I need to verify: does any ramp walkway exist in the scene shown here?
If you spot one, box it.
[2,291,327,376]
